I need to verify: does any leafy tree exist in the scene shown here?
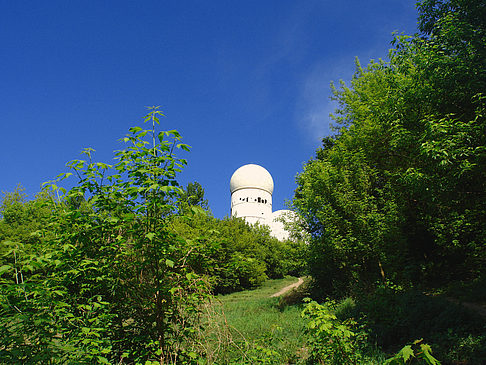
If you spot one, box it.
[0,186,54,249]
[178,181,210,214]
[293,0,486,295]
[171,212,306,294]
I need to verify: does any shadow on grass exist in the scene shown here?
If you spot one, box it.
[339,288,486,365]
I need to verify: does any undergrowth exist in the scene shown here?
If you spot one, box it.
[337,285,486,364]
[190,277,486,364]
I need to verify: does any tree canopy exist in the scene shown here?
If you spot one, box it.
[293,0,486,296]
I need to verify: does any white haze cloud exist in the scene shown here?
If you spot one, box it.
[297,60,357,145]
[297,63,338,144]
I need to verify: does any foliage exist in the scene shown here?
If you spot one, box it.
[178,181,210,214]
[171,212,306,294]
[384,339,440,365]
[344,286,486,364]
[292,0,486,295]
[292,5,486,362]
[0,187,55,255]
[0,107,209,363]
[301,298,370,364]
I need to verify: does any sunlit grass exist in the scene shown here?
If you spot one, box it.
[196,276,307,364]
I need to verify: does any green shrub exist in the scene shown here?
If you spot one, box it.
[301,298,370,364]
[0,107,210,364]
[171,213,306,295]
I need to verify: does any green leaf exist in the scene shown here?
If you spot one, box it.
[420,344,440,364]
[166,259,174,268]
[146,232,155,241]
[129,126,143,133]
[0,265,11,275]
[176,143,191,151]
[399,345,414,362]
[166,129,181,138]
[97,356,110,364]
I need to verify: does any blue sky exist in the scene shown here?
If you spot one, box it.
[1,1,418,218]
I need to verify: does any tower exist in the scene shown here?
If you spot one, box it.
[230,164,273,225]
[230,163,294,240]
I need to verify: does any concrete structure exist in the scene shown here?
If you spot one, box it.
[230,164,293,240]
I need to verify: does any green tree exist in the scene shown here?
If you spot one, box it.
[171,212,306,294]
[293,0,486,295]
[178,181,210,214]
[0,186,54,249]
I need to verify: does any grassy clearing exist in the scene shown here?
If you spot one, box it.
[196,276,307,364]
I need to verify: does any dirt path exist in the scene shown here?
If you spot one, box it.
[271,277,304,297]
[446,297,486,318]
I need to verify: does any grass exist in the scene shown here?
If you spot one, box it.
[190,276,486,364]
[195,276,308,364]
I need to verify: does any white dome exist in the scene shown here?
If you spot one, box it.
[270,210,296,241]
[271,209,294,220]
[230,164,274,194]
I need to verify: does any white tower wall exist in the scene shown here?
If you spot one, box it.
[231,187,272,224]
